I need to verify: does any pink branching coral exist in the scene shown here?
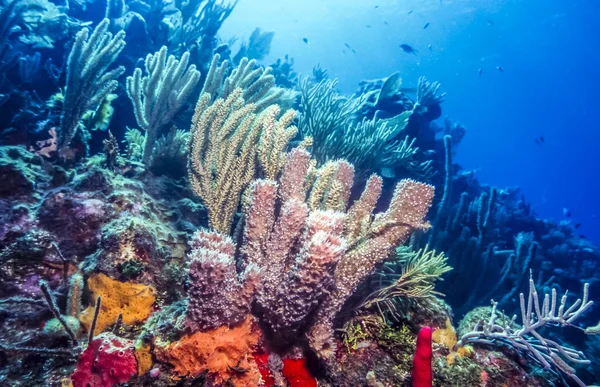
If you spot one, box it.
[185,230,261,331]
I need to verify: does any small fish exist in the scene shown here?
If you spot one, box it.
[407,10,413,15]
[580,235,586,239]
[423,22,430,29]
[575,223,582,229]
[563,208,571,218]
[302,38,308,44]
[344,43,357,54]
[399,44,418,54]
[366,25,372,28]
[478,68,483,77]
[497,66,504,72]
[375,5,379,8]
[539,136,545,143]
[428,44,433,51]
[384,21,389,26]
[486,19,495,26]
[535,138,542,147]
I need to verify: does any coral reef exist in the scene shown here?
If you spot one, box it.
[0,3,598,387]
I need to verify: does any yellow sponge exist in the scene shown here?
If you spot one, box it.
[80,273,156,333]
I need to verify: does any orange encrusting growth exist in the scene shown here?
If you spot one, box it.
[79,273,156,333]
[156,315,263,386]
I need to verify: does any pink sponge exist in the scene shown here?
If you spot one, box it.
[71,332,137,387]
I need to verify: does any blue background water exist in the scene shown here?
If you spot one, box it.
[221,0,600,243]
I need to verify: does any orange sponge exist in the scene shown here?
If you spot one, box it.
[80,273,156,333]
[157,315,262,386]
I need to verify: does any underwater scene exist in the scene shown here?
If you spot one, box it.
[0,0,599,386]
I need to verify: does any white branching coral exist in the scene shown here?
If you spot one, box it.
[456,272,594,387]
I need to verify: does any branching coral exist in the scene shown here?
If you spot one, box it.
[201,53,283,110]
[59,18,126,154]
[308,177,435,357]
[126,46,200,165]
[414,76,446,113]
[187,88,296,233]
[243,178,347,340]
[298,76,425,180]
[233,27,275,63]
[456,273,594,387]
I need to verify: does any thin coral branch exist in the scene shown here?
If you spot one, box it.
[39,281,78,347]
[456,272,593,387]
[88,296,102,344]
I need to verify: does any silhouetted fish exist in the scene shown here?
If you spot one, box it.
[478,68,483,77]
[302,38,308,44]
[399,44,418,54]
[344,43,356,54]
[366,25,372,28]
[563,208,571,218]
[375,5,379,8]
[407,10,413,15]
[486,19,495,26]
[424,22,430,29]
[535,138,542,147]
[540,136,545,143]
[575,223,582,229]
[384,21,389,26]
[497,66,504,72]
[428,44,433,51]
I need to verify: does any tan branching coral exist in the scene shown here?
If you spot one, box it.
[188,88,296,233]
[188,89,261,233]
[257,106,298,180]
[200,54,284,111]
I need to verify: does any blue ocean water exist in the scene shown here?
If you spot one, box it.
[223,0,600,243]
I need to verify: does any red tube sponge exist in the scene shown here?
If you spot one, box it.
[412,326,433,387]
